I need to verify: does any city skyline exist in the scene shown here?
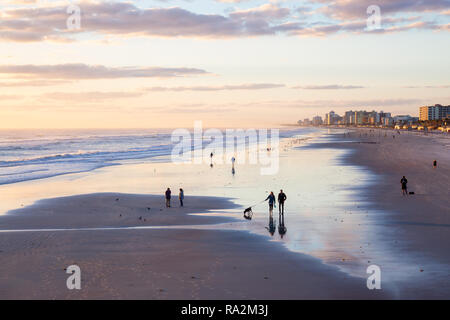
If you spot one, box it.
[0,0,449,128]
[301,103,449,128]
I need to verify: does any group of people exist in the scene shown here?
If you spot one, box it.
[265,190,287,216]
[164,187,184,207]
[264,190,287,238]
[264,190,287,215]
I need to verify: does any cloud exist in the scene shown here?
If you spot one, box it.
[0,80,72,87]
[313,0,450,20]
[0,1,447,42]
[145,83,285,91]
[403,84,450,88]
[0,1,293,41]
[41,91,145,102]
[0,63,209,79]
[270,98,428,109]
[0,95,20,101]
[230,3,290,20]
[293,84,365,90]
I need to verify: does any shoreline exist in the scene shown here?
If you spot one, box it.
[303,128,450,299]
[0,193,240,230]
[1,127,448,299]
[0,192,388,299]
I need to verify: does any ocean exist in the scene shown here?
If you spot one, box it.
[0,127,315,185]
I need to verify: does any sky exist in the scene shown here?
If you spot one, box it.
[0,0,449,128]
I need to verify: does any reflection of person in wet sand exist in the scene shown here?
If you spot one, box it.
[278,213,287,238]
[277,191,287,238]
[265,214,276,236]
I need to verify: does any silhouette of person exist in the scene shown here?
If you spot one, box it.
[278,217,287,239]
[265,214,276,236]
[165,188,171,207]
[265,192,276,218]
[400,176,408,196]
[277,189,287,216]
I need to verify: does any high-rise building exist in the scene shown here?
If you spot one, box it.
[344,111,355,125]
[325,111,341,125]
[312,116,323,126]
[419,104,450,121]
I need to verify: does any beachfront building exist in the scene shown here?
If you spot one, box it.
[344,111,355,125]
[381,116,394,126]
[352,110,371,125]
[368,111,379,125]
[312,116,323,126]
[379,111,392,126]
[325,111,342,125]
[419,104,450,121]
[394,115,416,124]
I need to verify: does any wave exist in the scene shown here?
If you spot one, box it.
[0,144,173,168]
[0,127,318,185]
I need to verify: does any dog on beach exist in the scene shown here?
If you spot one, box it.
[243,207,253,220]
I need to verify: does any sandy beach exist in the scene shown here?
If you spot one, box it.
[0,193,386,299]
[304,128,450,298]
[0,128,448,299]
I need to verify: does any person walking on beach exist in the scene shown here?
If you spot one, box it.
[400,176,408,196]
[165,188,171,207]
[278,190,287,215]
[179,188,184,207]
[265,192,276,217]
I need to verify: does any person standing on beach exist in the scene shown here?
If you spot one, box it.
[231,156,236,175]
[179,188,184,207]
[400,176,408,196]
[277,190,287,215]
[433,160,437,168]
[265,192,276,217]
[165,188,171,207]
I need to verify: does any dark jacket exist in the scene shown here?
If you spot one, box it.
[165,189,171,199]
[278,192,287,203]
[265,194,275,205]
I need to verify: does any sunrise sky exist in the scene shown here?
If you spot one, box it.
[0,0,449,128]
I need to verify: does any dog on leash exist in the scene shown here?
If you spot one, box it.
[243,207,253,220]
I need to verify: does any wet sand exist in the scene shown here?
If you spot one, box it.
[1,128,448,299]
[304,128,450,299]
[0,193,386,299]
